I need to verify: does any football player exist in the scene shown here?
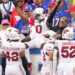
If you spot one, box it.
[54,27,75,75]
[41,30,57,75]
[1,27,29,75]
[20,0,62,49]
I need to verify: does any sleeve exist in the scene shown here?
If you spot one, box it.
[44,43,54,52]
[14,21,19,28]
[20,43,26,52]
[29,26,36,39]
[54,40,59,47]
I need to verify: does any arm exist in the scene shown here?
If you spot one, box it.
[46,51,53,61]
[21,36,31,42]
[13,0,29,24]
[1,52,6,75]
[16,7,29,24]
[20,51,29,75]
[46,0,61,28]
[53,47,58,75]
[21,26,36,42]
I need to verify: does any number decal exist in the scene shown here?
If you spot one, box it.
[6,52,19,61]
[43,52,46,61]
[6,52,10,61]
[70,46,75,58]
[61,46,75,58]
[61,47,69,58]
[36,25,42,34]
[53,18,60,27]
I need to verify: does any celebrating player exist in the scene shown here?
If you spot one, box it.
[1,27,29,75]
[41,30,57,75]
[55,27,75,75]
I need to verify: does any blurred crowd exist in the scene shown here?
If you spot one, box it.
[0,0,75,35]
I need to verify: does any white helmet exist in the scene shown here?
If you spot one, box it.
[6,27,20,40]
[62,27,74,40]
[43,30,57,42]
[34,8,45,20]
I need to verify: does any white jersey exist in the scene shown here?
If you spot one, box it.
[41,43,54,67]
[0,30,7,55]
[55,40,75,63]
[30,17,49,39]
[2,41,25,65]
[41,43,54,75]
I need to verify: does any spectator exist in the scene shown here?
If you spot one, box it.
[50,0,71,29]
[67,5,75,21]
[28,0,48,13]
[0,19,10,43]
[53,17,68,40]
[0,0,15,21]
[44,0,67,10]
[66,6,75,40]
[15,5,33,36]
[47,1,56,16]
[1,19,10,30]
[10,0,27,27]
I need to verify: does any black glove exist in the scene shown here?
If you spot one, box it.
[13,0,19,7]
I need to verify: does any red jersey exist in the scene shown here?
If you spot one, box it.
[10,4,27,27]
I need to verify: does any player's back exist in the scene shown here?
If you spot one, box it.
[55,40,75,63]
[41,43,54,67]
[3,41,25,65]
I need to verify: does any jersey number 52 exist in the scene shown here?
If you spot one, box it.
[61,46,75,58]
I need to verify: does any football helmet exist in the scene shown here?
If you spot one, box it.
[43,30,57,42]
[6,27,20,40]
[62,27,74,40]
[33,8,45,20]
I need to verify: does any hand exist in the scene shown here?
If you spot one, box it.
[28,63,32,71]
[13,0,19,7]
[6,12,10,16]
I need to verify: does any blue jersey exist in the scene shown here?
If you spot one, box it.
[29,4,48,13]
[44,0,67,10]
[51,10,71,28]
[14,19,29,33]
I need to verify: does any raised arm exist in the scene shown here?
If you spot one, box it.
[13,0,29,24]
[46,0,61,28]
